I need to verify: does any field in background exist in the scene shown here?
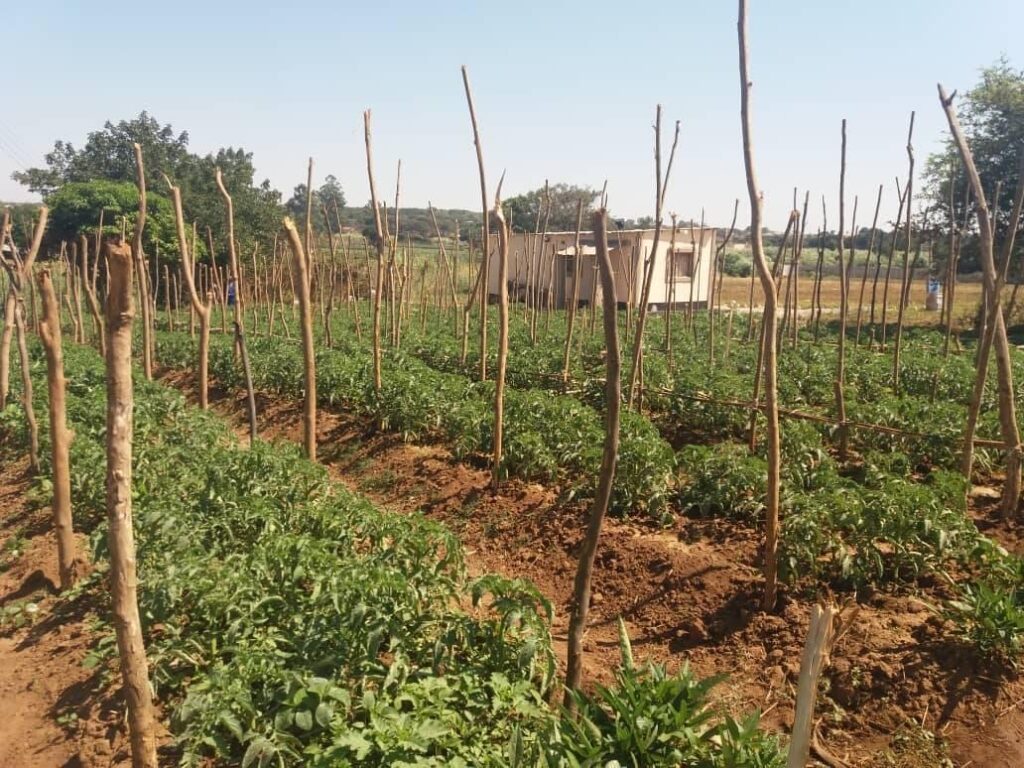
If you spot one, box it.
[719,275,995,331]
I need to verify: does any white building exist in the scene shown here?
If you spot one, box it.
[487,226,717,310]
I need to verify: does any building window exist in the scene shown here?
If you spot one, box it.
[667,249,694,281]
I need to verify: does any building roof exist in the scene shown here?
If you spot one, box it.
[515,227,716,238]
[554,245,599,257]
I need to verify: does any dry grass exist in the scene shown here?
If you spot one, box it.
[719,276,997,331]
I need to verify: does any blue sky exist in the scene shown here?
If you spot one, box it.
[2,1,1020,230]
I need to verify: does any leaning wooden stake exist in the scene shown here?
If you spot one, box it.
[834,120,850,460]
[364,110,386,395]
[1,205,13,409]
[0,287,12,411]
[215,168,244,328]
[491,178,510,492]
[166,178,211,408]
[37,269,79,590]
[2,206,48,473]
[787,604,836,768]
[234,321,258,444]
[80,234,106,356]
[283,217,317,461]
[739,0,781,611]
[627,108,680,408]
[104,240,159,768]
[462,66,491,382]
[710,199,740,362]
[947,86,1024,516]
[131,144,154,380]
[561,198,586,382]
[855,185,884,345]
[565,208,621,706]
[891,114,916,391]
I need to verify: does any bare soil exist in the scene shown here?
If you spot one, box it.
[157,363,1024,767]
[0,451,171,767]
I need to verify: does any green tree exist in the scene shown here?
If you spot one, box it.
[12,112,281,262]
[503,183,600,232]
[285,175,347,236]
[46,179,182,261]
[926,58,1024,272]
[13,112,190,196]
[177,147,281,261]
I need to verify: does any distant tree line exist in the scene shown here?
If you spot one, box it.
[10,58,1020,274]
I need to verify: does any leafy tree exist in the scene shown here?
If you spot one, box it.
[926,58,1024,272]
[13,112,190,196]
[45,179,179,259]
[319,175,346,214]
[12,112,281,262]
[177,147,281,261]
[503,183,600,232]
[285,175,347,236]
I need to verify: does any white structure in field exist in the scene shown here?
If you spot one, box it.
[487,227,717,310]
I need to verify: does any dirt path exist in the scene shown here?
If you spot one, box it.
[159,365,1024,767]
[0,452,148,768]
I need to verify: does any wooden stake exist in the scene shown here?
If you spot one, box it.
[283,217,317,461]
[627,109,680,408]
[948,86,1024,516]
[564,208,620,705]
[855,185,884,345]
[739,0,782,611]
[37,269,80,590]
[892,113,916,391]
[835,120,850,460]
[711,199,740,361]
[234,321,258,445]
[0,207,12,410]
[2,206,48,472]
[364,110,386,396]
[462,66,491,382]
[880,177,908,348]
[491,177,510,491]
[165,178,211,408]
[132,144,154,380]
[0,287,12,411]
[787,604,835,768]
[104,239,159,768]
[562,198,585,382]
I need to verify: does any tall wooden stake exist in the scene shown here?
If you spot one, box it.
[37,269,79,590]
[104,240,159,768]
[565,208,620,705]
[892,113,916,391]
[284,218,317,461]
[165,178,211,408]
[364,110,386,396]
[132,144,153,380]
[491,177,510,491]
[462,66,491,382]
[739,0,782,611]
[627,108,680,407]
[835,120,850,460]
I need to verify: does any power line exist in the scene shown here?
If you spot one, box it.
[0,118,35,168]
[0,136,30,174]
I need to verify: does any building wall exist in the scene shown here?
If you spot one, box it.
[487,227,716,309]
[638,228,717,309]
